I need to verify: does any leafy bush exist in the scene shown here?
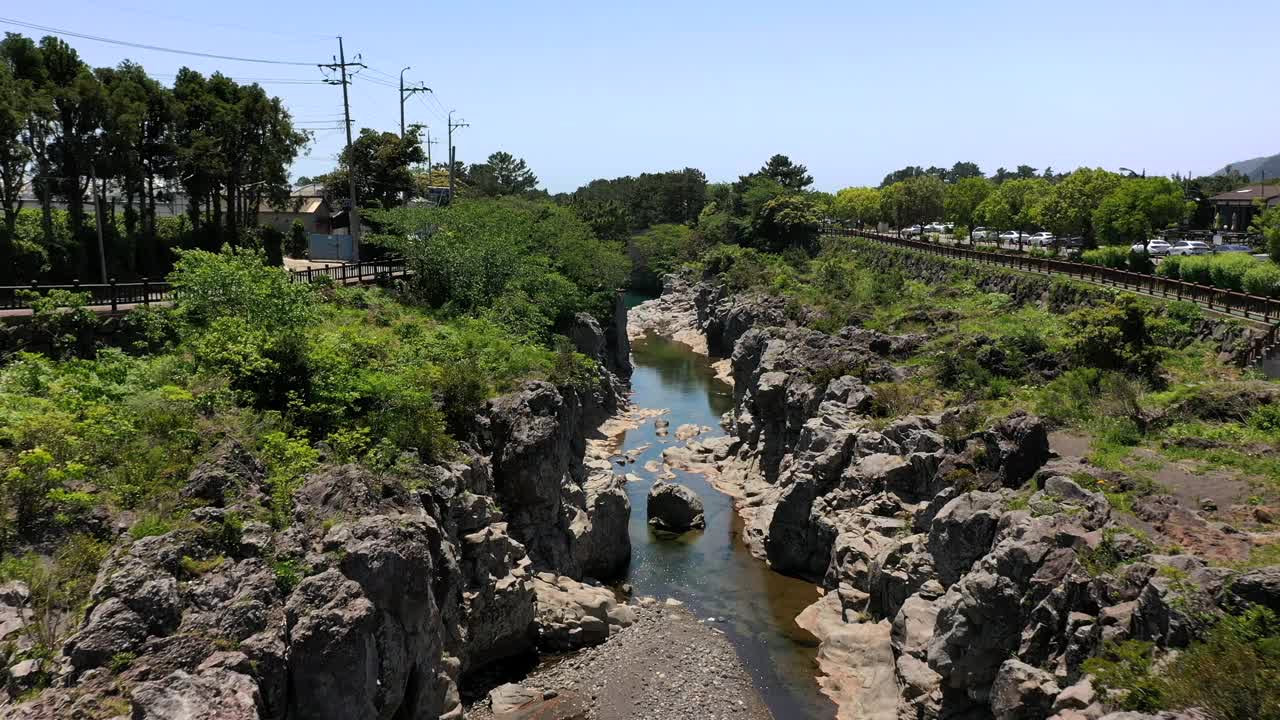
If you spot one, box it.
[1065,295,1163,379]
[632,224,704,287]
[1087,607,1280,719]
[1155,254,1183,279]
[1207,253,1260,292]
[169,246,316,331]
[1243,263,1280,298]
[1081,246,1129,269]
[368,198,629,334]
[1174,255,1210,285]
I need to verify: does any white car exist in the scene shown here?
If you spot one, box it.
[998,231,1024,244]
[1028,232,1055,247]
[972,227,993,240]
[1167,240,1211,256]
[923,222,946,234]
[1130,239,1172,255]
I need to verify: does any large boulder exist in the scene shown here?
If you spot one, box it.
[926,492,1007,587]
[980,412,1050,488]
[530,573,633,651]
[181,439,265,508]
[130,668,261,720]
[647,481,706,532]
[1230,565,1280,612]
[990,659,1060,720]
[580,472,632,579]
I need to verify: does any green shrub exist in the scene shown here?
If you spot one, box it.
[1177,255,1212,285]
[1065,295,1164,379]
[1081,246,1129,269]
[258,432,320,528]
[286,220,308,259]
[16,289,99,360]
[1250,405,1280,435]
[1088,607,1280,719]
[1084,640,1166,711]
[1155,254,1183,279]
[129,514,175,539]
[1243,263,1280,298]
[1208,253,1259,292]
[169,246,316,331]
[273,558,305,595]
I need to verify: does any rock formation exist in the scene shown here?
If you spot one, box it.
[3,306,637,720]
[646,481,706,532]
[635,270,1280,720]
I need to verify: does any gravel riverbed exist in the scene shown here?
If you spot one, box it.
[465,600,772,720]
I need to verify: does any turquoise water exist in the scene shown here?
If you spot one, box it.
[618,328,836,719]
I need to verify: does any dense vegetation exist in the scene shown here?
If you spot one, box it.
[0,32,309,283]
[694,237,1279,505]
[0,197,624,669]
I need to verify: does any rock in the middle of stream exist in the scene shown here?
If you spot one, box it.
[647,480,706,532]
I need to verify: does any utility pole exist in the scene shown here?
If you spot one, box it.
[447,110,469,202]
[398,67,431,138]
[425,126,439,174]
[90,167,107,283]
[321,37,365,262]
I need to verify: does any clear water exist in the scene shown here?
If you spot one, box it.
[618,318,837,719]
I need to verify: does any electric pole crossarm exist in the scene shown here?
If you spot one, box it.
[318,36,366,262]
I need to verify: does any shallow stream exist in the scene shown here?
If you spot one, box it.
[618,326,836,719]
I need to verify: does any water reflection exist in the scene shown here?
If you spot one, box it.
[620,332,835,719]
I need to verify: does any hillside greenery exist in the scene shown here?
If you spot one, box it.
[0,199,620,662]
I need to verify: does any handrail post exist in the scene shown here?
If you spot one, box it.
[110,278,118,313]
[142,277,150,307]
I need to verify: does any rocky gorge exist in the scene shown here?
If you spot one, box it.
[630,272,1280,720]
[0,299,776,720]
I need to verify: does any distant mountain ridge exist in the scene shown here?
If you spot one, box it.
[1213,152,1280,181]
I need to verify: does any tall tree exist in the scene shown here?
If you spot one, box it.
[1093,177,1190,247]
[944,177,993,240]
[469,151,539,197]
[42,36,106,275]
[1,33,54,249]
[946,161,983,183]
[880,176,945,229]
[975,177,1051,249]
[97,61,177,272]
[1036,168,1122,246]
[0,60,32,241]
[322,127,423,209]
[758,154,813,191]
[881,165,925,188]
[833,186,882,227]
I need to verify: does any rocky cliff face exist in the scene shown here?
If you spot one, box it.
[2,302,636,720]
[657,272,1280,720]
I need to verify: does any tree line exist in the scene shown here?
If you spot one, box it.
[0,32,309,283]
[832,162,1271,250]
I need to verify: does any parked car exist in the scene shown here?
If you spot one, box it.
[998,231,1023,244]
[1053,236,1084,250]
[923,222,946,234]
[1028,232,1055,247]
[1214,244,1254,254]
[904,225,923,236]
[972,227,993,240]
[1167,240,1211,256]
[1130,239,1172,255]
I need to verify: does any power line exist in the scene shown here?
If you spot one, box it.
[147,73,327,86]
[0,16,317,66]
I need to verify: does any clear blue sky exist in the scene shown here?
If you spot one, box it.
[6,1,1278,192]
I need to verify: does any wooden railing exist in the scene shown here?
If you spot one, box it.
[286,257,407,285]
[825,229,1280,366]
[0,278,174,312]
[0,257,408,313]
